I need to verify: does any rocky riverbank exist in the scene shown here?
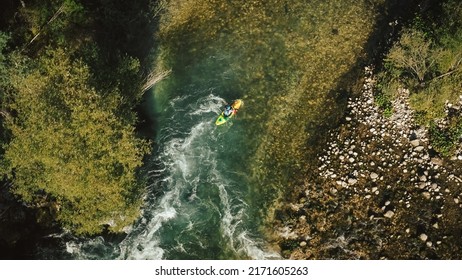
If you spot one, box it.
[273,66,462,259]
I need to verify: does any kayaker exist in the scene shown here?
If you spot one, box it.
[224,104,234,117]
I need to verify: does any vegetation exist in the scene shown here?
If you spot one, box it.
[378,0,462,155]
[0,0,160,235]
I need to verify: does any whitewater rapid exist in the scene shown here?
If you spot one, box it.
[65,94,278,260]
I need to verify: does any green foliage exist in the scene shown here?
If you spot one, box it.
[385,28,440,83]
[375,73,397,118]
[441,0,462,33]
[377,0,462,155]
[0,32,9,93]
[17,0,86,49]
[0,0,160,235]
[2,48,151,235]
[0,33,8,156]
[429,119,462,156]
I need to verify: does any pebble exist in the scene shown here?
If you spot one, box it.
[420,233,428,242]
[330,187,338,196]
[415,146,425,152]
[431,157,443,166]
[384,210,394,218]
[370,172,379,179]
[410,139,420,147]
[422,192,431,200]
[348,178,357,185]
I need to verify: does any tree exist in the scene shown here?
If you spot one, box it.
[385,29,440,83]
[2,48,151,235]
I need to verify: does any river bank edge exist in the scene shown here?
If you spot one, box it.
[269,65,462,259]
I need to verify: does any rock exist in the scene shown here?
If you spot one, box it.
[384,210,394,218]
[348,178,357,185]
[290,203,301,212]
[370,172,379,179]
[419,175,427,182]
[330,187,338,196]
[420,233,428,242]
[410,139,420,147]
[422,192,431,200]
[431,157,443,166]
[300,241,307,247]
[414,146,425,152]
[348,157,355,163]
[454,198,459,204]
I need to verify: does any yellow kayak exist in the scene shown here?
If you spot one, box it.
[215,99,244,125]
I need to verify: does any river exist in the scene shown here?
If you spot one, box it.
[33,0,389,259]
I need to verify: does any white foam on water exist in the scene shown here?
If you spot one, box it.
[210,163,280,259]
[188,93,226,116]
[119,119,209,259]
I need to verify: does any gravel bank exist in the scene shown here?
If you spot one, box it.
[273,66,462,259]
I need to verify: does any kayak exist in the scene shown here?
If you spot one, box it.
[215,99,244,125]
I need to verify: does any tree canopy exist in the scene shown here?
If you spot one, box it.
[0,0,158,235]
